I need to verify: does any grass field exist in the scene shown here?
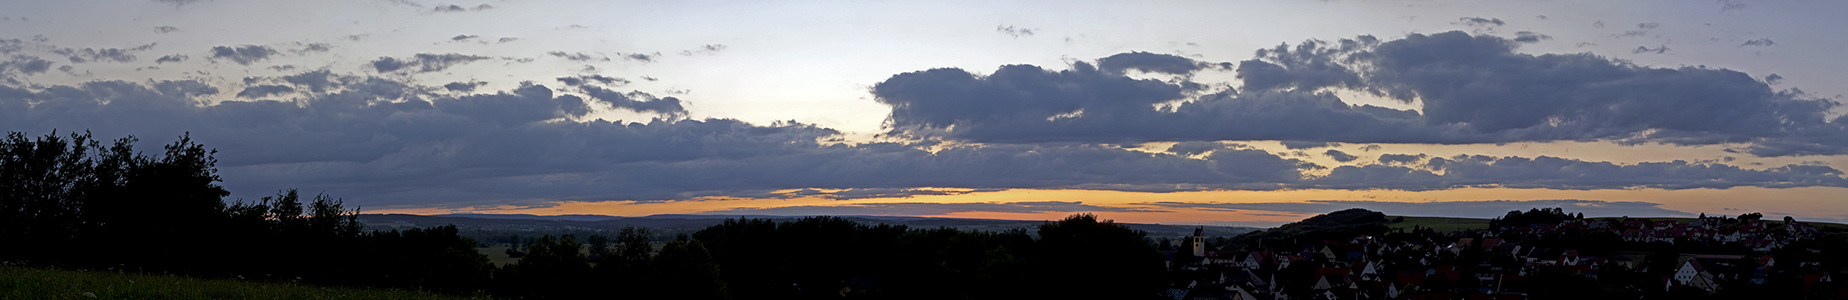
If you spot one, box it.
[1388,216,1493,232]
[0,265,486,300]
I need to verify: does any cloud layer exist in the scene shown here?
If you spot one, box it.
[873,31,1847,157]
[1138,199,1691,218]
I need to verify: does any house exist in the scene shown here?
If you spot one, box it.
[1674,259,1718,293]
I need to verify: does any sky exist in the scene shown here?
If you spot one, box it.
[3,0,1846,227]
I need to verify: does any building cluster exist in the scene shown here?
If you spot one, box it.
[1164,215,1843,300]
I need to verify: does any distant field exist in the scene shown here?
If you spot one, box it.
[1388,216,1492,232]
[478,244,520,267]
[0,265,484,300]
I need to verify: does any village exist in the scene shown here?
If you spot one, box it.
[1164,210,1845,300]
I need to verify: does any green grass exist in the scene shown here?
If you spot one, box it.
[1388,216,1492,232]
[0,265,488,300]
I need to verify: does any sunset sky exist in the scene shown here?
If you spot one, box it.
[4,0,1845,226]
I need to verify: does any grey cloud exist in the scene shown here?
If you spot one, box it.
[236,85,294,98]
[154,54,187,64]
[292,43,331,54]
[370,53,491,73]
[153,26,180,34]
[1764,74,1783,85]
[210,45,278,65]
[878,31,1848,157]
[0,75,1333,207]
[1096,52,1206,74]
[431,4,490,12]
[153,0,203,7]
[1741,38,1775,47]
[451,35,478,41]
[1308,155,1847,190]
[579,86,686,116]
[1632,45,1670,54]
[1324,150,1358,162]
[996,25,1035,38]
[497,37,519,44]
[6,75,1844,208]
[769,188,1007,200]
[1281,141,1339,150]
[1137,199,1690,218]
[1235,38,1371,91]
[1513,31,1551,43]
[624,53,658,62]
[547,51,608,62]
[0,55,53,83]
[444,81,486,92]
[1376,153,1426,165]
[53,43,155,63]
[1636,22,1661,29]
[710,201,1160,216]
[678,44,727,56]
[1359,145,1382,152]
[1456,17,1505,27]
[556,75,629,86]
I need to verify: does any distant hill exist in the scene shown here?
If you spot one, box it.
[358,213,1257,239]
[1233,208,1392,244]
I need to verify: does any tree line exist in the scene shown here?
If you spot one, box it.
[2,131,1174,299]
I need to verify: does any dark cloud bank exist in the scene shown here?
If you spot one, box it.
[1138,199,1691,219]
[2,31,1845,210]
[873,31,1848,157]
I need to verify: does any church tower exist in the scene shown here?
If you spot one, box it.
[1191,226,1206,257]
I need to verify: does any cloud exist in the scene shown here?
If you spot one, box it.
[1096,51,1212,75]
[996,25,1035,38]
[1281,141,1339,150]
[711,201,1160,216]
[1740,38,1775,47]
[1513,31,1551,43]
[154,54,187,64]
[678,44,727,56]
[578,86,686,116]
[1632,45,1670,54]
[451,35,478,41]
[370,53,491,73]
[1455,17,1505,27]
[53,43,156,63]
[235,85,294,98]
[210,45,278,65]
[444,81,486,92]
[0,75,1356,207]
[432,4,491,12]
[1376,153,1426,165]
[1136,199,1691,218]
[1308,155,1847,190]
[294,43,331,54]
[153,26,180,34]
[876,31,1848,157]
[624,53,658,62]
[1324,150,1358,162]
[496,37,519,44]
[547,51,608,62]
[0,55,53,83]
[556,75,629,87]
